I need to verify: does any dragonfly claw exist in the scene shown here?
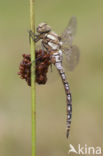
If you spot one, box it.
[28,30,39,43]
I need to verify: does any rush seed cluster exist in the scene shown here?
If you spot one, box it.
[18,49,51,86]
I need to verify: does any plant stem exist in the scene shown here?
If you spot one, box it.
[30,0,36,156]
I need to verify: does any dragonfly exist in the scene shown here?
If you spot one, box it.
[29,17,80,138]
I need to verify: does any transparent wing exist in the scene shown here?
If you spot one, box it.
[61,17,80,71]
[63,45,80,71]
[61,16,77,49]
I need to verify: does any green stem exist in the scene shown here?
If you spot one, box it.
[30,0,36,156]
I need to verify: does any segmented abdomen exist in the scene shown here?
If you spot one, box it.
[53,52,72,138]
[58,68,72,138]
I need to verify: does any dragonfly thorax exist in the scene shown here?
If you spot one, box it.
[41,31,62,53]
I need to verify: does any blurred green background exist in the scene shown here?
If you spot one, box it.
[0,0,103,156]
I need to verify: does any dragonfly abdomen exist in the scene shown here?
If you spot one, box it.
[59,68,72,138]
[53,52,72,138]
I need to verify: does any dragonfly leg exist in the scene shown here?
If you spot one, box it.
[31,55,44,64]
[28,30,40,43]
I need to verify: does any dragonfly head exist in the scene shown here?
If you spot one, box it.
[37,23,51,34]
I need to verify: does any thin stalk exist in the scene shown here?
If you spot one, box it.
[30,0,36,156]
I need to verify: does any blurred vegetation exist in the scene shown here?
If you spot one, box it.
[0,0,103,156]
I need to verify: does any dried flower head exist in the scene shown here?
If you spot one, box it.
[18,49,51,86]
